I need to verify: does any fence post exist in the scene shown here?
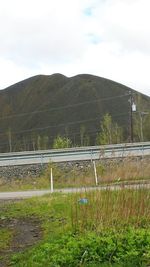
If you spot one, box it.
[50,168,54,193]
[93,161,98,186]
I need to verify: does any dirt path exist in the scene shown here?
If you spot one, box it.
[0,217,42,267]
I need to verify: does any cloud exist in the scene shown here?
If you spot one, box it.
[90,0,150,54]
[0,0,86,65]
[0,0,150,96]
[0,57,38,89]
[81,42,150,93]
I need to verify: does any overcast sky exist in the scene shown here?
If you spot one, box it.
[0,0,150,96]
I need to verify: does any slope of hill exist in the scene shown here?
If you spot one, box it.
[0,73,149,152]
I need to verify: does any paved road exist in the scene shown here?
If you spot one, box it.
[0,182,149,200]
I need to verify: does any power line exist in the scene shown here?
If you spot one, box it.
[0,112,129,137]
[0,93,130,121]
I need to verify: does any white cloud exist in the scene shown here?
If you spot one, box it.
[0,0,150,96]
[0,0,86,65]
[93,0,150,54]
[0,58,38,89]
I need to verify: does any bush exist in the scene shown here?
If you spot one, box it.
[11,228,150,267]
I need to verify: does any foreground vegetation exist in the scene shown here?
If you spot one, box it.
[0,188,149,266]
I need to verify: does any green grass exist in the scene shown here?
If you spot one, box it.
[0,228,13,250]
[0,175,51,192]
[0,188,149,266]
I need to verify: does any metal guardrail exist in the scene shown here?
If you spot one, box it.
[0,142,150,167]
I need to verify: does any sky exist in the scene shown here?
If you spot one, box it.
[0,0,150,96]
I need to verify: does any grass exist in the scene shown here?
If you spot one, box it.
[0,187,150,266]
[0,228,13,250]
[0,157,150,192]
[0,175,50,192]
[44,158,150,189]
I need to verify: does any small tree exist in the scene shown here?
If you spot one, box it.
[96,113,123,145]
[37,135,41,150]
[80,125,90,147]
[113,123,123,144]
[133,112,150,142]
[53,135,72,149]
[6,128,12,152]
[96,113,112,145]
[42,135,49,150]
[144,113,150,141]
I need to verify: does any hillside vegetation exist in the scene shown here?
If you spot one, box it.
[0,73,149,152]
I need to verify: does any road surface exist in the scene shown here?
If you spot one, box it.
[0,182,149,200]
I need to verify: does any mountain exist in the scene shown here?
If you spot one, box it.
[0,73,149,152]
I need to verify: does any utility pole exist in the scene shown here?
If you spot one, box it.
[129,91,133,143]
[128,91,136,143]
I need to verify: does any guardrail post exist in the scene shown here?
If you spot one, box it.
[90,150,93,162]
[41,154,43,167]
[142,145,144,158]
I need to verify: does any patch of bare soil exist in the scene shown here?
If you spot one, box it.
[0,217,42,267]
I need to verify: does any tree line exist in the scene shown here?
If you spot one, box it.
[3,112,150,152]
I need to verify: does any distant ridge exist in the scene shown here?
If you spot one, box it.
[0,73,149,152]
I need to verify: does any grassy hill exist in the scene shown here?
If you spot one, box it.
[0,73,149,152]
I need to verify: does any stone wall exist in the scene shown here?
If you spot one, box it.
[0,164,45,181]
[0,161,92,181]
[0,156,149,181]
